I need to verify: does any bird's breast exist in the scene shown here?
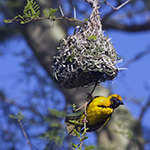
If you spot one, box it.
[86,106,113,125]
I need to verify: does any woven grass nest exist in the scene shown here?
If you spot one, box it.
[53,3,121,89]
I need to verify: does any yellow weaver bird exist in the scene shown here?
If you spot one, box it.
[65,94,124,136]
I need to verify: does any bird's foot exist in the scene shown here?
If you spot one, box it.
[82,119,88,123]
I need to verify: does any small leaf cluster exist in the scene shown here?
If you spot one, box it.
[4,0,40,24]
[70,123,95,150]
[71,103,77,112]
[3,0,58,24]
[40,108,66,146]
[66,103,95,150]
[84,18,89,21]
[43,8,58,19]
[9,111,25,121]
[48,108,66,118]
[21,0,40,23]
[71,132,95,150]
[71,143,95,150]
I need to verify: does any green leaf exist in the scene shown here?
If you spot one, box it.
[18,15,24,19]
[14,16,19,19]
[67,111,83,117]
[9,115,16,119]
[84,145,95,150]
[18,111,21,115]
[9,111,25,121]
[117,56,122,60]
[73,129,80,138]
[69,58,73,62]
[82,136,88,141]
[88,35,97,40]
[69,120,80,124]
[21,21,26,24]
[49,8,58,17]
[48,108,66,118]
[49,108,60,117]
[3,19,13,23]
[42,130,64,145]
[16,115,25,121]
[71,103,77,109]
[22,0,40,22]
[84,18,89,21]
[50,16,56,19]
[43,10,48,17]
[71,143,78,148]
[16,111,25,121]
[82,128,89,136]
[50,123,60,127]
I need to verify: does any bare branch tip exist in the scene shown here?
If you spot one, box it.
[104,0,131,10]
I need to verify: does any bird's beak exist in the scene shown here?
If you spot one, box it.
[117,100,124,105]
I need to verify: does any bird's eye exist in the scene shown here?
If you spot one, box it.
[114,98,117,101]
[110,97,118,102]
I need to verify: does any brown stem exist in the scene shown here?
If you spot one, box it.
[90,82,98,95]
[18,119,33,150]
[5,16,87,25]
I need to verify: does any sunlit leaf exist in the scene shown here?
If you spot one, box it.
[9,115,16,119]
[84,145,95,150]
[43,10,48,17]
[49,8,58,16]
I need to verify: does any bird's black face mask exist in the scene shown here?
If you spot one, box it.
[110,97,124,109]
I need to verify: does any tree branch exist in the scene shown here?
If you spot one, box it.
[18,119,33,150]
[124,48,150,67]
[103,21,150,32]
[104,0,131,10]
[139,94,150,121]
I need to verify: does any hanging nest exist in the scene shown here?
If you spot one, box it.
[52,1,120,89]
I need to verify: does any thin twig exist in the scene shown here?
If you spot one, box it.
[139,94,150,121]
[6,16,86,24]
[79,115,87,150]
[124,48,150,67]
[90,82,98,95]
[104,0,131,10]
[75,82,98,148]
[75,101,88,112]
[18,119,33,150]
[59,5,65,17]
[75,82,98,113]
